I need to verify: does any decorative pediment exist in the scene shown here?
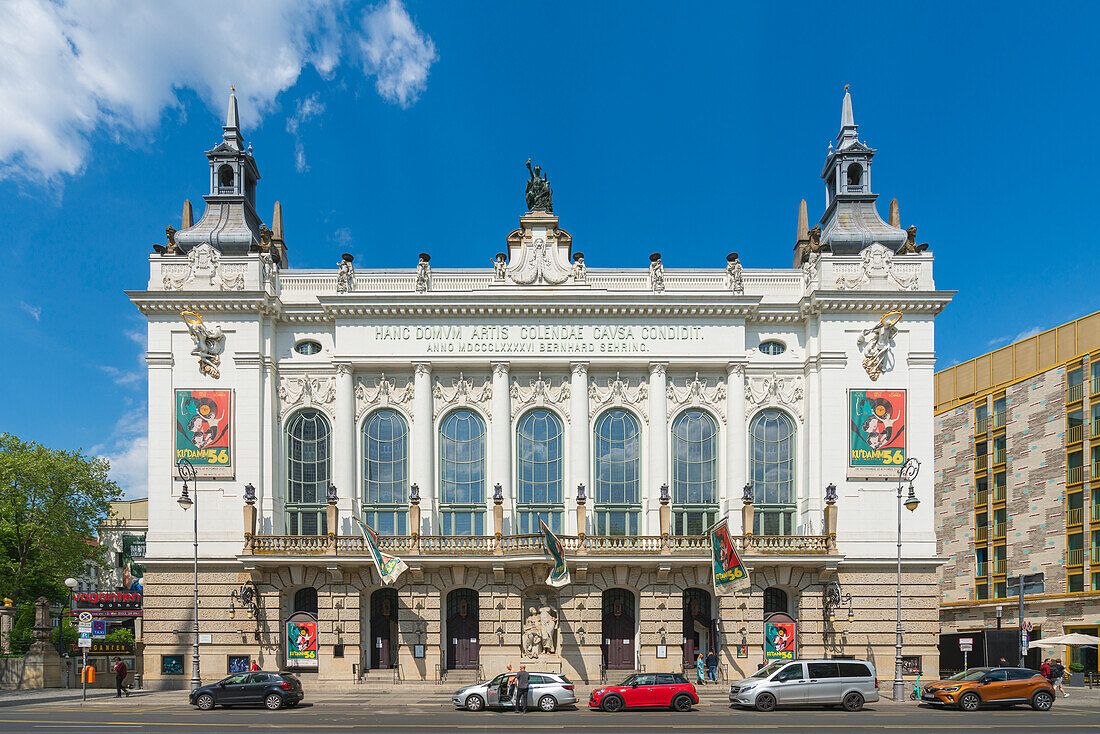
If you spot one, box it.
[834,243,919,291]
[666,373,726,420]
[511,373,570,419]
[279,375,337,418]
[745,371,804,422]
[433,373,492,419]
[162,242,246,291]
[502,212,583,287]
[355,373,414,420]
[589,373,648,420]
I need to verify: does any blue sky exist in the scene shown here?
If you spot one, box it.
[1,1,1097,495]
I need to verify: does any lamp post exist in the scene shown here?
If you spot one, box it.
[893,457,921,701]
[176,458,201,691]
[64,577,78,694]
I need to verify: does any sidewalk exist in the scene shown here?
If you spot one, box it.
[0,688,128,708]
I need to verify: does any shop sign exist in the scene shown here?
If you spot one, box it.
[90,640,134,656]
[70,591,143,618]
[764,612,797,661]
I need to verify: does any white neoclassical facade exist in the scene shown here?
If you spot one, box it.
[131,89,953,689]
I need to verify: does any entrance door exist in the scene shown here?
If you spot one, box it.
[682,588,711,667]
[370,588,398,669]
[602,589,635,670]
[446,589,479,670]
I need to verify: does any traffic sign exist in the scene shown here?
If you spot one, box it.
[78,622,92,633]
[77,637,91,648]
[78,611,92,624]
[959,637,973,652]
[79,631,91,639]
[91,620,106,638]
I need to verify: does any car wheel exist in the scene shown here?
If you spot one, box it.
[842,692,864,712]
[672,694,692,712]
[957,692,980,712]
[265,693,284,710]
[754,692,777,712]
[464,694,485,712]
[601,695,624,713]
[538,695,557,712]
[194,693,215,711]
[1031,691,1054,711]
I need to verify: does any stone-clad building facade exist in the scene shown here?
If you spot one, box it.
[935,312,1100,672]
[132,89,951,688]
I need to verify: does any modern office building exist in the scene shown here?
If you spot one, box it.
[130,88,951,688]
[935,312,1100,672]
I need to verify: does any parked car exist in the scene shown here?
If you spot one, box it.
[589,673,698,712]
[920,667,1054,711]
[729,659,879,712]
[452,671,577,712]
[189,671,304,710]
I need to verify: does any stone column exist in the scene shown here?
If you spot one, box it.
[334,363,355,534]
[569,362,590,535]
[0,602,14,655]
[412,363,434,533]
[490,362,512,533]
[648,363,668,535]
[726,362,747,530]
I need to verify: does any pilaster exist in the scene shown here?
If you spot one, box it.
[412,362,434,533]
[570,362,590,535]
[491,362,512,533]
[334,363,356,533]
[648,362,668,535]
[726,362,746,530]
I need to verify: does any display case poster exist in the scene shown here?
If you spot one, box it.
[848,389,906,478]
[902,656,922,675]
[286,618,318,668]
[764,614,797,661]
[174,389,233,477]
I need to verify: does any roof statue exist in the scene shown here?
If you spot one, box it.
[525,158,553,213]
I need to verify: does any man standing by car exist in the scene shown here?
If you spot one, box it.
[514,665,529,713]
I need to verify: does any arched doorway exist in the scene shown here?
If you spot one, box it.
[370,588,398,669]
[602,589,636,670]
[682,588,713,667]
[445,589,479,670]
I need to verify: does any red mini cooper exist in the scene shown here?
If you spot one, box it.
[590,673,698,712]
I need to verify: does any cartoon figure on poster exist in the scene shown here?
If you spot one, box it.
[765,621,796,660]
[287,621,317,660]
[175,389,233,476]
[849,389,906,468]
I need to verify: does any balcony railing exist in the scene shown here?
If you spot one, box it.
[993,558,1007,574]
[1068,466,1085,485]
[975,562,988,577]
[1092,422,1100,440]
[1068,424,1084,444]
[992,411,1007,429]
[993,485,1006,503]
[1092,547,1100,564]
[1092,503,1100,523]
[1093,463,1100,482]
[1067,507,1084,527]
[975,417,990,435]
[994,522,1007,538]
[975,490,988,508]
[976,454,989,472]
[1068,548,1084,567]
[243,532,836,556]
[1068,383,1084,404]
[1092,376,1100,396]
[993,449,1007,466]
[976,525,989,542]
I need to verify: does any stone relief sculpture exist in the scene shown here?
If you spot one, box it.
[570,252,586,282]
[589,373,649,419]
[279,375,338,418]
[336,253,355,293]
[181,311,225,379]
[666,373,727,419]
[525,158,553,213]
[433,372,492,418]
[649,253,665,292]
[355,373,414,420]
[520,594,558,659]
[415,253,431,293]
[510,373,570,419]
[162,242,246,291]
[802,252,820,288]
[725,252,743,294]
[259,251,277,287]
[507,238,574,285]
[857,311,902,381]
[834,243,919,291]
[745,371,805,422]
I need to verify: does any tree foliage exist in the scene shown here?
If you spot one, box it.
[0,433,122,604]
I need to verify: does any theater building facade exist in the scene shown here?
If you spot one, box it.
[131,89,952,688]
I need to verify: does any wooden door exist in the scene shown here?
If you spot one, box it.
[446,589,479,670]
[682,588,710,667]
[602,589,635,670]
[370,588,397,669]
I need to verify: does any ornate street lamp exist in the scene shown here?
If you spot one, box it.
[176,458,201,691]
[893,457,921,701]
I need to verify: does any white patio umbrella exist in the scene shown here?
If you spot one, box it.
[1030,633,1100,648]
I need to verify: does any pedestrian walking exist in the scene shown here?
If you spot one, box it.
[112,657,130,698]
[249,660,260,671]
[1051,659,1069,698]
[695,653,705,685]
[705,649,719,683]
[1040,658,1051,680]
[513,665,529,713]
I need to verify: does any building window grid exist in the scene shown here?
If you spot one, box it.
[516,409,565,535]
[439,409,487,536]
[992,435,1007,467]
[992,472,1007,503]
[362,409,409,536]
[992,395,1007,430]
[285,409,331,536]
[671,409,719,536]
[1091,360,1100,397]
[594,409,641,536]
[1067,366,1084,404]
[750,409,797,536]
[975,401,989,436]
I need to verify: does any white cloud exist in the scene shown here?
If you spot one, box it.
[0,0,437,183]
[92,404,148,498]
[333,226,353,249]
[99,365,143,386]
[359,0,437,109]
[287,93,325,172]
[987,325,1043,349]
[19,301,41,320]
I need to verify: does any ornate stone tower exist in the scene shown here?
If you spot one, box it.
[818,86,906,253]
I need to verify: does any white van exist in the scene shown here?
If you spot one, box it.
[729,659,879,711]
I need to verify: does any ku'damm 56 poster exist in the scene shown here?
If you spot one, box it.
[174,389,234,477]
[848,389,906,478]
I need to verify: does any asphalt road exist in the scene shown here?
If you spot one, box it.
[2,698,1099,733]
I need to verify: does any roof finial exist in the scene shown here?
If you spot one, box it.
[841,85,855,130]
[231,85,236,92]
[844,84,849,91]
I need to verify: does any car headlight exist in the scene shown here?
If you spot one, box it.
[593,689,605,696]
[939,686,960,692]
[738,684,756,692]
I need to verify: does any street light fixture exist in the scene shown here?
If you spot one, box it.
[893,457,920,702]
[176,458,201,692]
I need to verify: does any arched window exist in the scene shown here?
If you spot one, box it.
[362,409,409,536]
[516,409,564,534]
[285,409,331,535]
[218,163,234,190]
[763,587,789,617]
[594,409,641,536]
[439,409,486,536]
[671,409,719,535]
[749,409,796,536]
[293,587,318,616]
[846,162,863,190]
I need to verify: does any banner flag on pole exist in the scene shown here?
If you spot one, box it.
[539,515,570,588]
[355,516,408,585]
[710,517,750,595]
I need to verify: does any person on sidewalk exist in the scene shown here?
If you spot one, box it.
[250,660,260,672]
[705,649,719,684]
[1040,658,1051,680]
[695,653,706,685]
[112,657,130,698]
[513,665,529,713]
[1050,659,1069,698]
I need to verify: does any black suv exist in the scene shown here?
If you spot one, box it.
[189,671,304,710]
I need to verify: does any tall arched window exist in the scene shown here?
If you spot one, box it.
[749,409,796,535]
[285,409,331,535]
[671,409,719,535]
[763,587,789,617]
[293,587,318,616]
[362,409,409,536]
[439,409,486,535]
[516,409,564,533]
[594,409,641,536]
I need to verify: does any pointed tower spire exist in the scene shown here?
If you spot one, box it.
[888,198,900,228]
[182,199,193,229]
[797,199,809,241]
[222,86,244,151]
[273,201,284,241]
[837,84,859,149]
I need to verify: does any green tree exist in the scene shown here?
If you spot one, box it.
[0,433,122,604]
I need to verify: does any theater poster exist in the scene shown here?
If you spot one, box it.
[848,389,906,478]
[764,613,797,661]
[285,613,319,670]
[174,389,234,478]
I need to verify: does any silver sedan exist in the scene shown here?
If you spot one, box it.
[452,672,577,712]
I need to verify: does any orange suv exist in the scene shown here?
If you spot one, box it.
[920,667,1054,711]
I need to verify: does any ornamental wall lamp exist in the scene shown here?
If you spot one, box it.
[229,580,260,620]
[493,483,503,504]
[327,482,338,505]
[659,484,670,505]
[243,483,256,505]
[577,483,586,502]
[409,483,420,504]
[742,483,753,505]
[824,483,838,505]
[824,581,854,623]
